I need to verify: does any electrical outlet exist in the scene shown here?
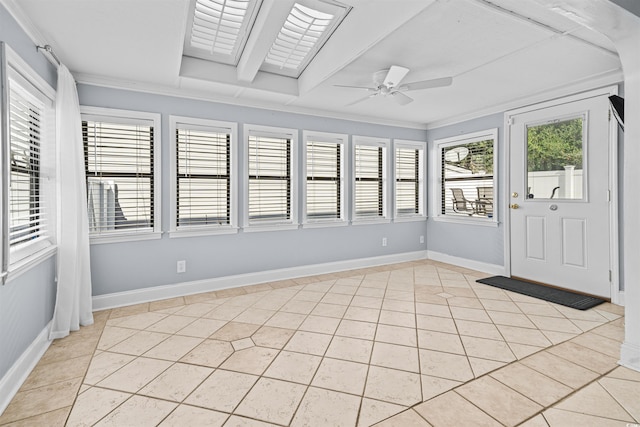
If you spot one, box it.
[177,260,186,273]
[420,235,424,244]
[382,237,387,247]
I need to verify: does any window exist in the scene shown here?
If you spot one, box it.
[81,107,161,242]
[434,128,497,222]
[1,43,56,275]
[170,116,237,236]
[394,140,426,219]
[244,125,298,229]
[353,136,389,222]
[303,131,346,226]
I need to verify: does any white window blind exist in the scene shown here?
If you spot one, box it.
[248,133,291,224]
[176,125,230,227]
[306,140,341,220]
[354,144,384,219]
[395,147,421,216]
[8,86,44,249]
[83,119,155,235]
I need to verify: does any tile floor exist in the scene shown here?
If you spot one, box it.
[0,260,638,426]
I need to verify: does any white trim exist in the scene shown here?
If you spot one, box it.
[352,136,390,223]
[619,342,640,372]
[503,86,620,299]
[92,250,429,310]
[169,115,238,235]
[0,321,52,416]
[393,139,427,220]
[426,250,506,276]
[89,231,162,245]
[6,245,56,283]
[432,216,499,227]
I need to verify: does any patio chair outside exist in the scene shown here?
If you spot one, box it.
[451,188,476,215]
[476,186,493,215]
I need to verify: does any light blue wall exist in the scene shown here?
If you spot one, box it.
[0,4,58,380]
[425,113,505,266]
[77,85,429,296]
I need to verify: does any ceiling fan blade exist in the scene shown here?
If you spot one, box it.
[346,93,377,106]
[384,65,410,88]
[392,91,413,106]
[333,84,376,91]
[401,76,453,91]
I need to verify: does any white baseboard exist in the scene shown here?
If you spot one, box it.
[620,342,640,373]
[0,322,52,416]
[426,250,506,276]
[93,251,430,311]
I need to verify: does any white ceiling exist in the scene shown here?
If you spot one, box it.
[7,0,623,128]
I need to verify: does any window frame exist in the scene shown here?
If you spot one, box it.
[352,136,390,225]
[302,130,347,228]
[1,42,57,283]
[243,124,298,232]
[80,106,162,244]
[169,116,238,238]
[432,128,498,226]
[394,139,426,222]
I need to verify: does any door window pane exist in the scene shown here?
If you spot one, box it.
[526,117,584,200]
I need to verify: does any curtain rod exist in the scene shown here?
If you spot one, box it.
[36,44,60,66]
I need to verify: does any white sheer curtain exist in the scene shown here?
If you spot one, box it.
[49,65,93,339]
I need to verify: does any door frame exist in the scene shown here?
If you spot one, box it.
[503,85,621,304]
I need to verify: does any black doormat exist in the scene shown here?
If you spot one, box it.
[476,276,605,310]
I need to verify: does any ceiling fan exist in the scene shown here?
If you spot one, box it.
[335,65,452,106]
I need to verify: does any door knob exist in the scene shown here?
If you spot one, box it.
[510,204,519,209]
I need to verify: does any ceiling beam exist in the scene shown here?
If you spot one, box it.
[236,0,295,83]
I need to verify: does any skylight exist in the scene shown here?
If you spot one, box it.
[261,1,349,77]
[184,0,260,65]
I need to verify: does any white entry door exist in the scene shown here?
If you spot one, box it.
[508,92,613,298]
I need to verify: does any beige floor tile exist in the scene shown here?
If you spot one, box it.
[518,414,550,427]
[417,330,464,355]
[344,306,381,323]
[183,291,218,305]
[264,311,307,329]
[473,287,511,301]
[450,306,492,323]
[210,322,261,341]
[378,310,416,328]
[138,363,213,402]
[292,290,325,303]
[508,343,545,360]
[312,357,369,395]
[108,303,150,320]
[285,330,333,355]
[457,376,542,426]
[321,293,353,306]
[108,330,170,356]
[263,351,322,384]
[250,325,295,349]
[415,303,451,318]
[1,406,72,427]
[542,330,577,345]
[521,351,599,389]
[311,302,348,318]
[37,334,100,366]
[376,324,417,347]
[418,349,474,382]
[590,322,625,341]
[232,337,255,351]
[546,341,618,374]
[185,369,258,412]
[490,363,572,406]
[447,296,483,309]
[385,290,415,301]
[416,315,457,334]
[351,296,384,309]
[204,304,247,321]
[233,308,277,325]
[461,335,516,363]
[145,315,195,334]
[414,391,501,427]
[381,299,414,313]
[65,387,131,427]
[607,366,640,382]
[0,377,82,424]
[106,312,166,329]
[84,351,136,385]
[554,382,634,422]
[299,315,341,334]
[599,377,640,420]
[336,319,377,340]
[175,318,227,338]
[97,326,138,351]
[421,375,462,401]
[219,346,278,375]
[149,297,186,312]
[291,387,361,427]
[488,311,536,328]
[235,378,306,425]
[96,357,172,393]
[415,293,449,305]
[93,395,176,427]
[21,354,91,391]
[454,319,501,340]
[570,332,622,359]
[479,298,522,313]
[158,405,228,427]
[468,357,506,378]
[372,409,431,427]
[325,336,373,363]
[223,415,279,426]
[357,398,406,427]
[143,335,203,361]
[371,342,419,373]
[356,287,386,298]
[516,302,564,317]
[528,315,582,334]
[542,408,625,427]
[180,339,234,367]
[497,324,553,347]
[364,366,422,406]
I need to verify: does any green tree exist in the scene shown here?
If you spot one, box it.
[527,118,583,171]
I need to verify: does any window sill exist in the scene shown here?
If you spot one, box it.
[432,215,499,227]
[393,215,427,223]
[243,223,300,233]
[302,220,349,229]
[351,218,391,226]
[90,231,163,245]
[169,226,239,239]
[6,244,57,284]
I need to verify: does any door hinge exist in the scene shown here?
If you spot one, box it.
[607,189,611,202]
[609,270,612,282]
[508,117,514,125]
[608,109,611,121]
